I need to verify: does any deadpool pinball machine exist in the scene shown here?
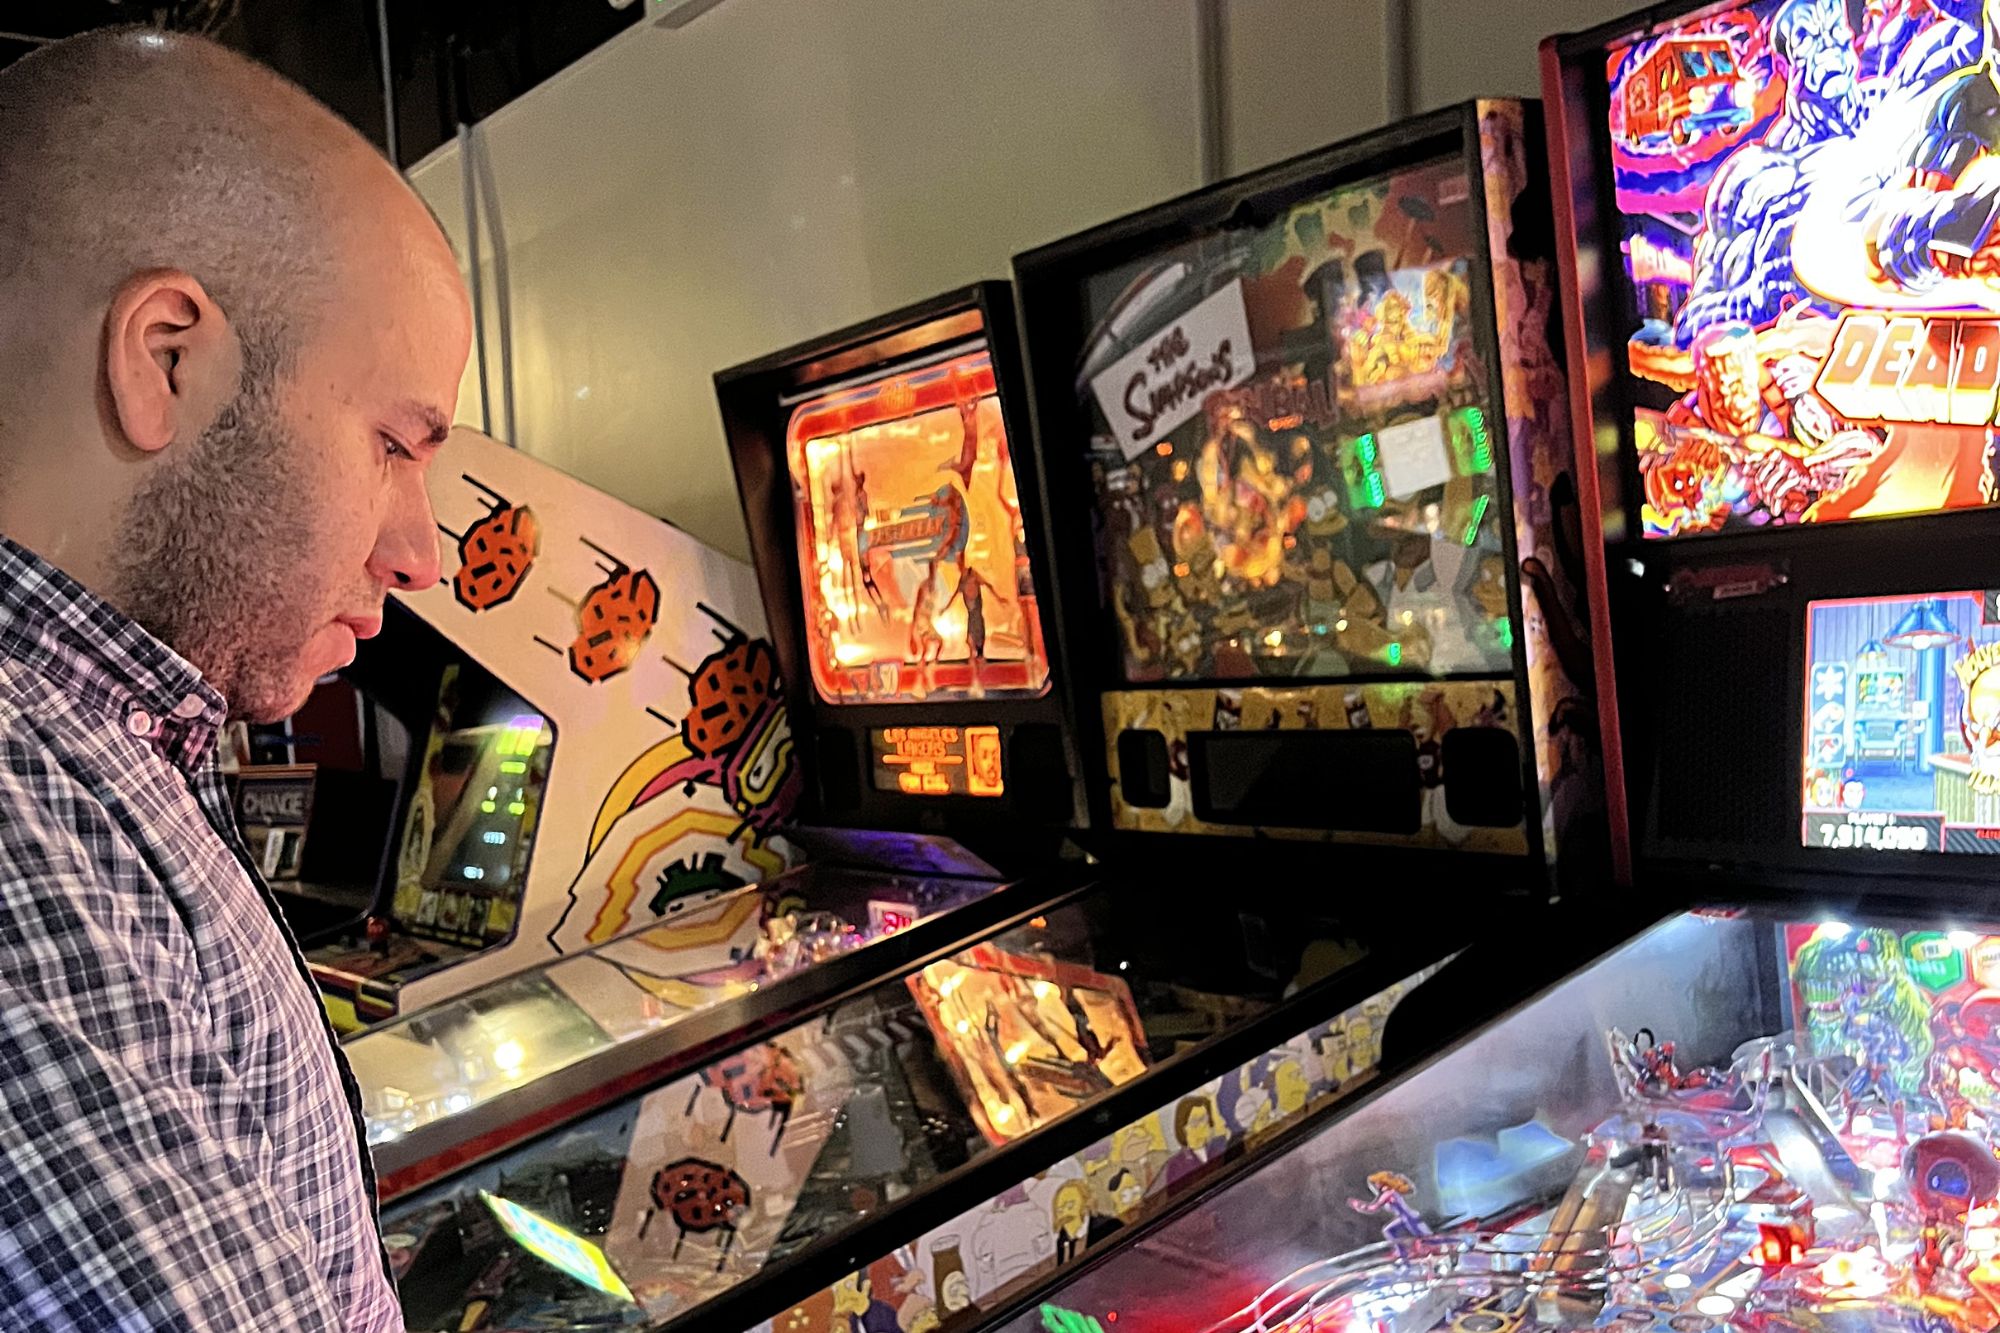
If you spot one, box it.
[362,282,1510,1329]
[887,8,2000,1333]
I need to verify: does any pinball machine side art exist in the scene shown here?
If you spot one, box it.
[752,964,1445,1333]
[388,429,799,1014]
[1475,97,1605,871]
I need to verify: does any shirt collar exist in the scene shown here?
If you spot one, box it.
[0,537,228,772]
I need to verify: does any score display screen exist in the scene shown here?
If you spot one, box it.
[869,725,1004,798]
[1602,2,2000,538]
[1803,591,2000,855]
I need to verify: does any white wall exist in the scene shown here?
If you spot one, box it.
[411,0,1203,561]
[1223,0,1392,174]
[411,0,1647,560]
[1413,0,1638,112]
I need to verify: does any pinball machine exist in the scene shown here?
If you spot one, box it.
[264,428,1060,1214]
[1007,99,1607,898]
[365,276,1535,1329]
[911,6,2000,1332]
[566,94,1627,1333]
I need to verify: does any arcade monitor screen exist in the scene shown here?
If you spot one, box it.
[389,666,555,949]
[1070,153,1511,682]
[1602,1,2000,538]
[787,348,1049,704]
[1804,589,2000,855]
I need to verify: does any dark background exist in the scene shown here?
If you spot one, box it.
[0,0,643,167]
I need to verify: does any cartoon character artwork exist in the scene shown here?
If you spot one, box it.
[534,537,662,685]
[1348,1170,1435,1260]
[441,474,540,612]
[553,602,800,953]
[1080,156,1503,686]
[1790,924,1935,1100]
[788,351,1048,704]
[1608,0,2000,535]
[1932,988,2000,1126]
[638,1158,751,1272]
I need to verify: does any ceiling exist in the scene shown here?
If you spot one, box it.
[0,0,644,167]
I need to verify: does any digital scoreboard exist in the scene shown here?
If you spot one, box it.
[870,725,1005,798]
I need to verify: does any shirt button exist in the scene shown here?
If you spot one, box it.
[125,709,155,737]
[171,695,206,720]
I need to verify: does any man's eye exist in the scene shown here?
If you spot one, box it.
[381,434,414,461]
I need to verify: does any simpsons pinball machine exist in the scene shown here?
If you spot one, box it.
[936,6,2000,1333]
[1008,99,1608,894]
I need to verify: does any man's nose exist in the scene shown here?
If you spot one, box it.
[370,474,443,593]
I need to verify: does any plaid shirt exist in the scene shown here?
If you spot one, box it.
[0,538,399,1331]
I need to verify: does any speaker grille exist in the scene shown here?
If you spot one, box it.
[1648,601,1794,850]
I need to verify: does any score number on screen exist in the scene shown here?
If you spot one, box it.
[1804,811,1942,853]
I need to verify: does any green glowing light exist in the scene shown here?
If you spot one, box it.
[1039,1307,1107,1333]
[1496,617,1515,650]
[1462,494,1491,546]
[1385,642,1403,667]
[1465,407,1492,472]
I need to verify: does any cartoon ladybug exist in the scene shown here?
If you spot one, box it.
[683,635,778,757]
[638,1158,750,1271]
[686,1041,803,1153]
[443,477,539,611]
[565,538,659,684]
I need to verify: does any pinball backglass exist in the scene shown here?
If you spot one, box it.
[1071,154,1511,684]
[788,350,1050,704]
[1598,0,2000,537]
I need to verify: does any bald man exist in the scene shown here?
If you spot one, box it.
[0,28,469,1332]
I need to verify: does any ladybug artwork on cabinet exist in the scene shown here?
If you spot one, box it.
[638,1157,751,1272]
[646,602,802,837]
[681,616,779,761]
[684,1041,804,1153]
[441,475,540,612]
[534,536,661,684]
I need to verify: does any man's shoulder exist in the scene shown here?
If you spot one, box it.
[0,659,143,861]
[0,656,106,775]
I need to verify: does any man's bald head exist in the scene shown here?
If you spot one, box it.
[0,28,393,372]
[0,27,471,722]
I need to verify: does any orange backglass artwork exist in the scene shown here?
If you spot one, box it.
[787,349,1051,704]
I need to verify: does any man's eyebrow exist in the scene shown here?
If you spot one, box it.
[407,404,451,446]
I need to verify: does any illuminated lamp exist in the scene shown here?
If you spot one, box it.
[1886,599,1959,652]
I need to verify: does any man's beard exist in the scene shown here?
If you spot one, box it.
[109,352,336,722]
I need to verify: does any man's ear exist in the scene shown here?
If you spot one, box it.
[103,268,241,454]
